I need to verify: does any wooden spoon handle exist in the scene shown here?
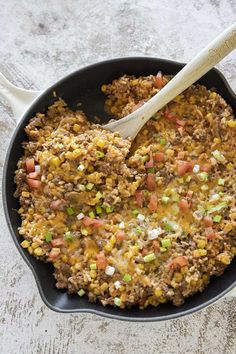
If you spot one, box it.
[105,22,236,139]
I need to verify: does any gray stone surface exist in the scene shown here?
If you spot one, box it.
[0,1,236,353]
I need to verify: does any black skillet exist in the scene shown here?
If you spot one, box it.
[2,57,236,321]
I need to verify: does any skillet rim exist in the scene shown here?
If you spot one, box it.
[2,56,236,321]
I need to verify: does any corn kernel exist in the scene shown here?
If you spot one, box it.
[101,282,109,291]
[101,84,107,92]
[159,297,167,303]
[73,124,81,132]
[73,148,82,158]
[21,192,30,198]
[104,243,113,252]
[213,137,221,144]
[74,262,81,270]
[110,235,116,245]
[28,246,33,255]
[90,270,97,278]
[209,92,217,99]
[97,139,106,148]
[226,163,233,170]
[110,106,116,114]
[31,241,40,249]
[34,247,44,256]
[230,212,236,220]
[217,253,231,265]
[21,240,29,248]
[173,272,183,282]
[189,95,196,104]
[153,288,163,297]
[227,120,236,128]
[231,247,236,255]
[50,156,61,167]
[206,113,213,124]
[197,240,207,249]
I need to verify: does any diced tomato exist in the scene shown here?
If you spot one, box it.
[145,151,154,168]
[178,199,190,212]
[83,217,104,228]
[25,158,35,173]
[203,216,213,227]
[169,256,188,269]
[177,160,194,176]
[148,193,158,212]
[155,71,163,89]
[165,111,185,126]
[154,152,164,162]
[207,233,219,240]
[176,118,186,126]
[165,111,178,122]
[153,240,160,252]
[50,199,66,210]
[135,190,143,207]
[142,248,148,256]
[205,227,218,240]
[27,178,41,189]
[96,252,108,269]
[51,238,65,247]
[116,230,126,241]
[201,163,211,172]
[27,172,38,179]
[146,173,156,191]
[48,248,61,259]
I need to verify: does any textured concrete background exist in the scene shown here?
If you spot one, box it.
[0,1,236,353]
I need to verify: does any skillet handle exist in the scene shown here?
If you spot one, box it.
[0,72,42,123]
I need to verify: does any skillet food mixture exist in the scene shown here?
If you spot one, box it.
[15,73,236,309]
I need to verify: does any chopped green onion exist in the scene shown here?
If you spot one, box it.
[81,228,89,236]
[163,222,174,232]
[185,175,192,183]
[96,205,103,214]
[86,183,94,190]
[135,227,142,235]
[160,138,167,145]
[90,263,97,270]
[143,253,156,263]
[161,239,171,248]
[178,178,184,184]
[106,206,113,213]
[207,202,227,214]
[45,231,52,242]
[171,203,180,215]
[171,192,179,202]
[160,247,167,252]
[66,207,75,216]
[132,209,139,216]
[213,215,222,223]
[123,274,132,282]
[114,297,121,307]
[96,191,103,199]
[162,196,170,204]
[89,211,95,218]
[96,151,105,158]
[218,178,225,186]
[197,172,208,182]
[147,167,156,173]
[212,150,227,164]
[64,231,73,240]
[78,289,85,296]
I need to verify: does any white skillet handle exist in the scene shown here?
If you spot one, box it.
[105,22,236,138]
[0,72,42,123]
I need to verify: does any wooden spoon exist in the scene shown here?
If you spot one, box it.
[104,22,236,139]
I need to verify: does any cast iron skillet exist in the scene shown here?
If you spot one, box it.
[2,57,236,321]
